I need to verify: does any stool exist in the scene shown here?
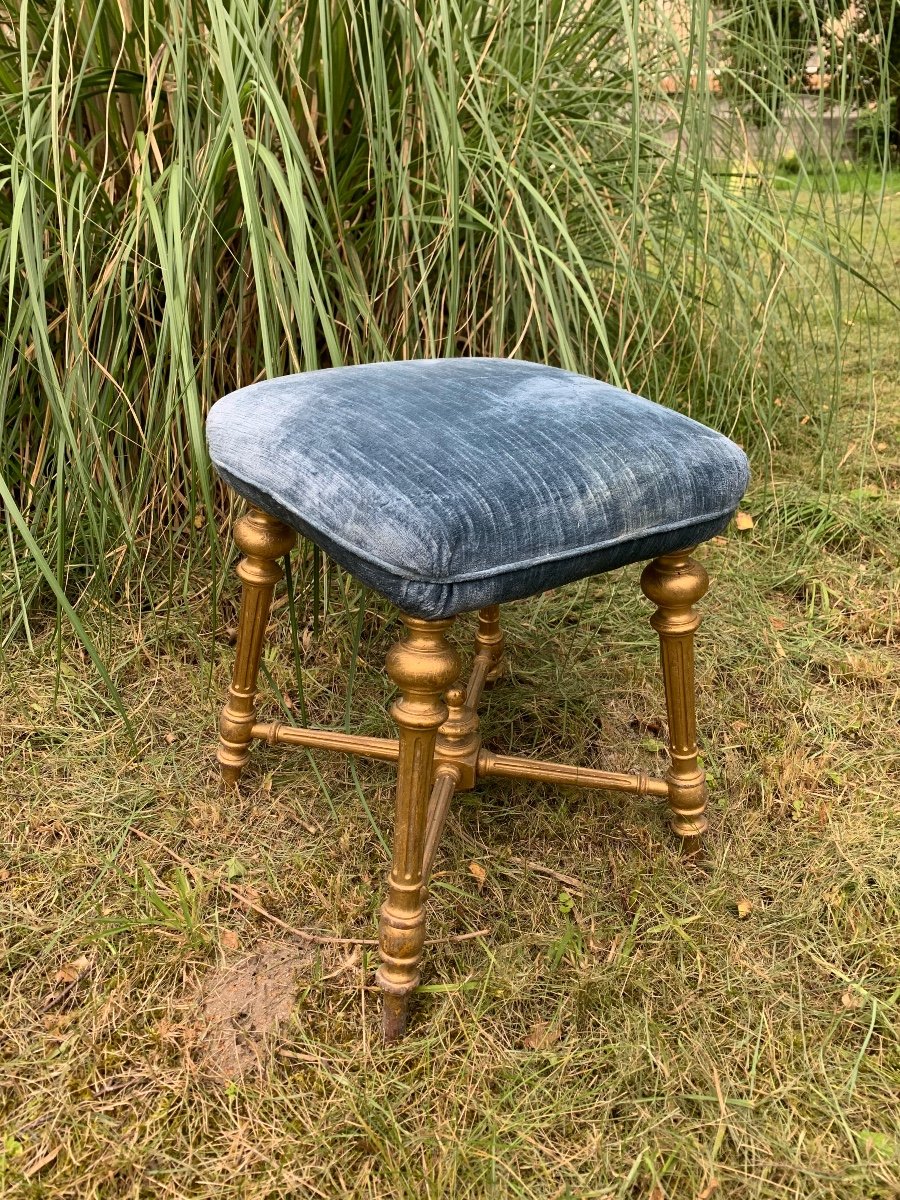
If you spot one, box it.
[206,358,749,1040]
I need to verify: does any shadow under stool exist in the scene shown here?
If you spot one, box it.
[206,358,749,1041]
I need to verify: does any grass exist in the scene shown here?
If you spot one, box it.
[1,0,892,652]
[773,163,900,193]
[0,198,898,1199]
[1,1,899,1190]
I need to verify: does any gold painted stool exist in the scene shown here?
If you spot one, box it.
[207,359,749,1040]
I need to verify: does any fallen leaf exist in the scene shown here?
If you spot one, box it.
[841,989,863,1011]
[468,861,487,888]
[697,1180,719,1200]
[736,898,753,920]
[712,535,728,545]
[224,858,247,881]
[54,955,90,984]
[523,1021,560,1050]
[855,1130,900,1159]
[734,511,754,531]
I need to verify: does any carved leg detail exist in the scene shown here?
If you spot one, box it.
[218,509,296,787]
[475,604,505,682]
[640,550,710,844]
[377,616,460,1042]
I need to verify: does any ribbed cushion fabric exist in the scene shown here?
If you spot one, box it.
[207,358,749,619]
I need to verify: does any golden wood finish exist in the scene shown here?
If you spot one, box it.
[640,550,710,841]
[434,680,480,790]
[376,616,460,1042]
[477,751,670,798]
[251,722,400,762]
[474,604,505,684]
[218,510,296,785]
[246,720,670,799]
[422,766,459,883]
[218,528,717,1038]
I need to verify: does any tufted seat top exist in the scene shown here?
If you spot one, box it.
[206,358,749,619]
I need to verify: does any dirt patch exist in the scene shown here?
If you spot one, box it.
[196,939,349,1078]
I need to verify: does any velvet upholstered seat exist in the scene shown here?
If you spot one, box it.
[206,358,748,618]
[208,356,751,1041]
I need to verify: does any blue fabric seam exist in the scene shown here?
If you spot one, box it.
[217,458,739,585]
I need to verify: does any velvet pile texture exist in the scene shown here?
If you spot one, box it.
[207,358,749,618]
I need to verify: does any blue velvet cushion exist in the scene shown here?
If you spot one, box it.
[207,359,749,619]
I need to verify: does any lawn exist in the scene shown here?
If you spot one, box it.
[1,190,898,1198]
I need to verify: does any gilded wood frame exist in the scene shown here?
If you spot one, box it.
[218,509,710,1040]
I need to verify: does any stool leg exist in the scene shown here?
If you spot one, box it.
[218,509,296,787]
[377,616,460,1042]
[475,604,505,681]
[639,550,710,844]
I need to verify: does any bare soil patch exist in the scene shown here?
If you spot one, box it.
[196,939,339,1077]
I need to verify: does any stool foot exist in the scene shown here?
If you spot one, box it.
[218,509,296,786]
[381,992,411,1042]
[376,616,460,1041]
[640,550,710,844]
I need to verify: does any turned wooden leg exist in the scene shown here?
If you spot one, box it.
[218,509,296,786]
[475,604,505,682]
[377,616,460,1042]
[640,549,710,844]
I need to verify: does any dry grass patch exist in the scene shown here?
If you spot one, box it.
[1,481,898,1195]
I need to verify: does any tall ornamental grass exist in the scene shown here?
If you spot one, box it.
[0,0,892,658]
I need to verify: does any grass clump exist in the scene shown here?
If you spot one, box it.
[0,0,887,649]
